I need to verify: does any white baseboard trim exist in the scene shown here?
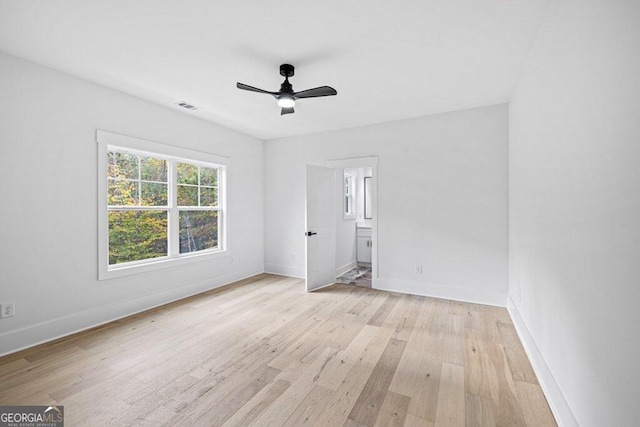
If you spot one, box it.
[264,263,305,279]
[507,295,579,427]
[374,278,506,307]
[336,261,357,277]
[0,264,264,357]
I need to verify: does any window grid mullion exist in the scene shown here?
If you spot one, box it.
[169,159,180,257]
[137,155,142,206]
[107,206,167,211]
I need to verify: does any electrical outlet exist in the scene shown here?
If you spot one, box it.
[415,264,423,274]
[1,302,15,318]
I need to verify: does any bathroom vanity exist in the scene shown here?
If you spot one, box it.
[356,226,372,264]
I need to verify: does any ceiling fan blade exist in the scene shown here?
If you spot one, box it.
[236,82,277,96]
[281,107,295,115]
[293,86,337,99]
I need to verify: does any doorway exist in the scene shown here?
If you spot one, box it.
[305,156,378,292]
[336,167,373,288]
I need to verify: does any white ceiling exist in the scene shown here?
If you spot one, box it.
[0,0,549,140]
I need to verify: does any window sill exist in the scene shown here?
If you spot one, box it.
[99,249,227,281]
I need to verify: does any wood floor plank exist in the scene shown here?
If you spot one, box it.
[222,379,291,426]
[389,302,444,423]
[434,362,465,426]
[123,373,200,423]
[403,414,435,427]
[169,364,281,426]
[485,342,528,426]
[268,292,368,371]
[367,293,401,327]
[347,338,407,426]
[0,274,555,426]
[515,380,557,427]
[449,300,469,317]
[464,307,482,330]
[497,320,538,384]
[312,314,403,426]
[481,306,504,343]
[464,328,492,398]
[443,314,465,366]
[430,299,451,336]
[373,390,411,427]
[281,384,334,426]
[249,347,340,426]
[316,324,379,391]
[327,291,388,351]
[465,393,496,427]
[392,295,423,342]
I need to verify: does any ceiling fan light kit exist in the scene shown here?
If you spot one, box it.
[237,64,337,115]
[277,96,295,109]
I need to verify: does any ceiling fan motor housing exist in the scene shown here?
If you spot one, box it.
[279,63,295,78]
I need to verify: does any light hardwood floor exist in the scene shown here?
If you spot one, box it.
[0,274,556,426]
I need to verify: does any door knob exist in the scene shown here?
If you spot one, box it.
[305,231,317,236]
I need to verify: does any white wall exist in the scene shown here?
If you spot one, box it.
[0,52,264,355]
[508,0,640,425]
[264,105,508,305]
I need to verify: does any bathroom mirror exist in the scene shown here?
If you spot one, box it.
[364,176,372,219]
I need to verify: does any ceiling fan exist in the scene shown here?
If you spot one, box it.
[236,64,337,115]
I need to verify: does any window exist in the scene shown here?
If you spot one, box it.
[344,170,356,219]
[176,161,220,254]
[107,151,169,265]
[98,131,227,279]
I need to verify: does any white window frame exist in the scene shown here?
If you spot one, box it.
[343,169,356,220]
[97,130,228,280]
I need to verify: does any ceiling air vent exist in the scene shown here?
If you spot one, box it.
[175,101,198,111]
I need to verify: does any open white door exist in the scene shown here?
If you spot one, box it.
[305,164,336,292]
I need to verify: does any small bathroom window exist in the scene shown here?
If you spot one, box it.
[344,171,356,219]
